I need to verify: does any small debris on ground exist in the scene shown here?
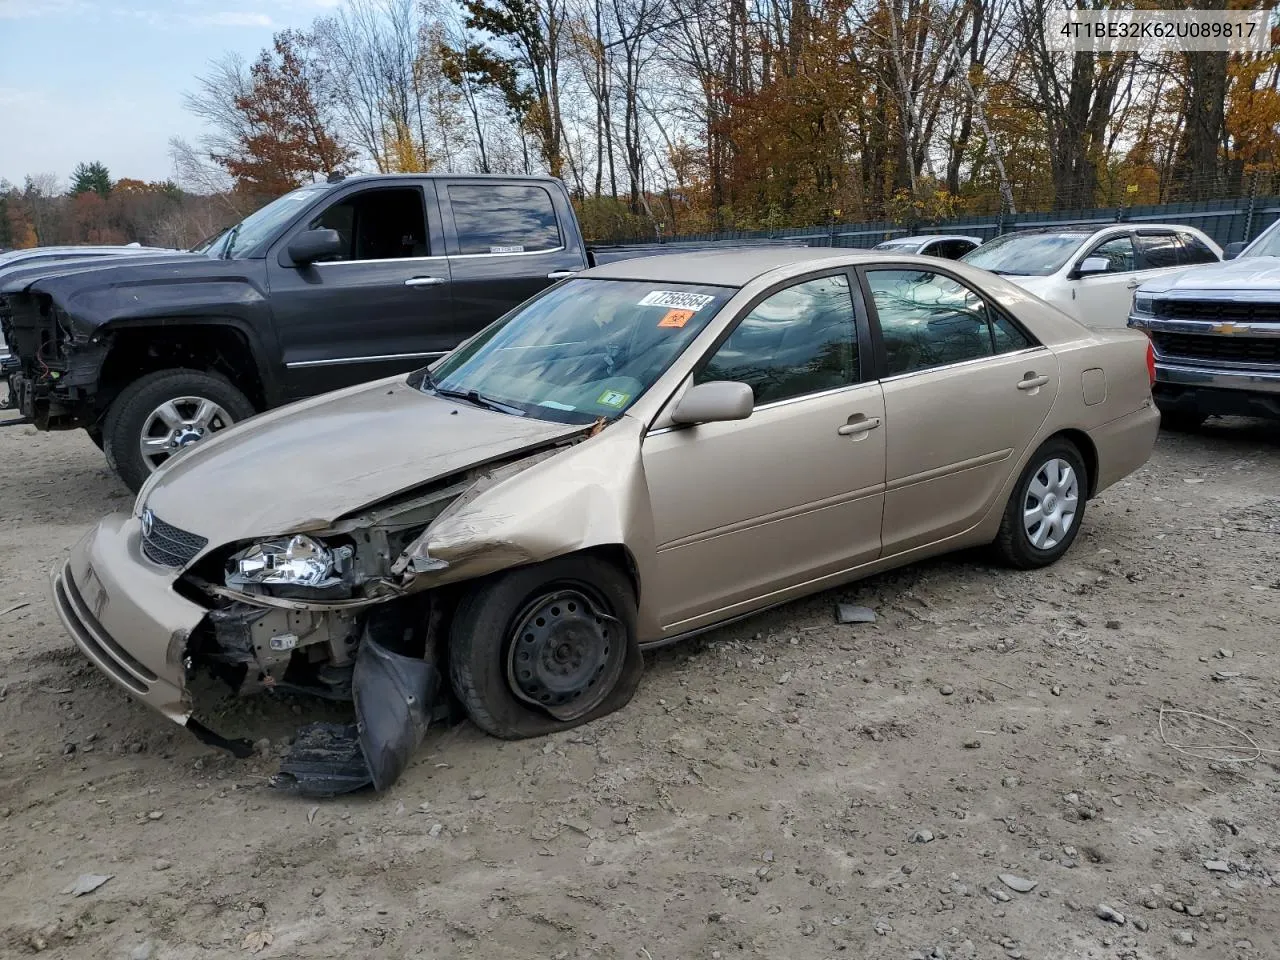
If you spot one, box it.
[998,874,1038,893]
[62,874,112,897]
[835,603,876,624]
[1095,904,1126,925]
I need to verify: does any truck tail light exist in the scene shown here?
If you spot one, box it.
[1146,341,1156,385]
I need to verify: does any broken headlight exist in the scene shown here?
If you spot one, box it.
[225,535,353,590]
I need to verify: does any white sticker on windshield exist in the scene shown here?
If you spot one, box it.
[490,244,525,254]
[638,290,716,311]
[541,400,576,411]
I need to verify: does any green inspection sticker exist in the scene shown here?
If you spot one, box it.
[597,389,630,408]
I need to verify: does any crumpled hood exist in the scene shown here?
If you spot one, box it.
[1138,256,1280,296]
[0,252,196,295]
[25,254,258,330]
[142,376,586,544]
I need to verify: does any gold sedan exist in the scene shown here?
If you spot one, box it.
[52,249,1159,793]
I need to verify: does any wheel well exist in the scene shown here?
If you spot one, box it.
[97,324,265,414]
[579,544,642,602]
[1051,428,1099,498]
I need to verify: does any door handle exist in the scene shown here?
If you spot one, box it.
[405,276,447,287]
[547,270,578,280]
[837,416,881,436]
[1017,374,1050,390]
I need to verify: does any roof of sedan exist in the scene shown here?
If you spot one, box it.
[582,247,883,286]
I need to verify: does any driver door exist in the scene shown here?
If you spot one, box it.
[267,181,455,400]
[1071,233,1141,328]
[642,271,886,635]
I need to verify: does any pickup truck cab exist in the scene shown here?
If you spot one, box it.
[962,225,1221,329]
[1128,218,1280,427]
[2,174,595,490]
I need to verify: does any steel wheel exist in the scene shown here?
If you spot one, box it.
[1022,456,1079,550]
[505,584,625,720]
[138,396,235,472]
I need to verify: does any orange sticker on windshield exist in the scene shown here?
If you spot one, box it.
[658,308,694,329]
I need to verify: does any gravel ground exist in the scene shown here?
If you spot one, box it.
[1,414,1278,960]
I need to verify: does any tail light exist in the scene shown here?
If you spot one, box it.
[1146,340,1156,385]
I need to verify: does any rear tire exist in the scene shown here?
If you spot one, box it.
[102,369,254,493]
[448,554,643,740]
[994,437,1088,569]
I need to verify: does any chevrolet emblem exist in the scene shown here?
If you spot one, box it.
[1212,322,1242,335]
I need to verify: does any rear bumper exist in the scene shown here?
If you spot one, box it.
[51,513,205,723]
[1088,401,1160,496]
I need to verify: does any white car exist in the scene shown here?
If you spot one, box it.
[872,234,983,259]
[962,225,1222,328]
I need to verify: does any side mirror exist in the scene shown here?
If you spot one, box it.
[287,228,343,265]
[670,381,754,426]
[1075,256,1110,277]
[1223,241,1246,261]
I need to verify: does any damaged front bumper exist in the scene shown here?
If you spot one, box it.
[52,513,442,795]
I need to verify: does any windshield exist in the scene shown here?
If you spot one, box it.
[221,183,329,258]
[422,278,736,424]
[1243,222,1280,258]
[874,240,919,251]
[962,231,1090,276]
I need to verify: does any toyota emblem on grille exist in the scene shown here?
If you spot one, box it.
[141,509,155,538]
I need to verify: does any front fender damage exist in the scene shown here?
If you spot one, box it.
[184,423,643,796]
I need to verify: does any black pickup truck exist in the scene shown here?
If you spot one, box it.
[1,174,805,490]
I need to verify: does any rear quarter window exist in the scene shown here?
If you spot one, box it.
[449,184,562,256]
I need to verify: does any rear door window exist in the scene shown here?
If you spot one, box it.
[448,184,562,255]
[1177,232,1219,265]
[1135,233,1181,270]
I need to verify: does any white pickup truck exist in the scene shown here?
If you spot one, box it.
[1128,219,1280,428]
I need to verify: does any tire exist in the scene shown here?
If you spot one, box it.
[994,437,1088,570]
[102,369,255,493]
[449,554,644,739]
[85,426,104,450]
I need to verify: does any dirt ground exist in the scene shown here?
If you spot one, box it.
[1,414,1278,960]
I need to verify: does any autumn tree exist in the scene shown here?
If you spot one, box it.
[208,30,352,196]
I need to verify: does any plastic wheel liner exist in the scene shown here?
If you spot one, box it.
[272,636,441,796]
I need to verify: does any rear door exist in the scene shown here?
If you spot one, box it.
[861,265,1058,556]
[441,180,588,338]
[268,180,454,399]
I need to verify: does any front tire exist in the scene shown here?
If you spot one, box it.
[449,554,644,739]
[102,369,255,492]
[994,438,1088,569]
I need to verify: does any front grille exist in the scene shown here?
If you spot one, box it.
[1152,332,1280,367]
[142,514,208,568]
[1156,299,1280,324]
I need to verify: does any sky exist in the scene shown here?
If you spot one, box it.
[0,0,343,188]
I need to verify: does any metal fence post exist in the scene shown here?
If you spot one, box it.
[1243,169,1260,242]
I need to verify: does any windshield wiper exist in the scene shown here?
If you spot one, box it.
[433,385,524,416]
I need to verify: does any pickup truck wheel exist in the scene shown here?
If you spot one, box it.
[448,554,644,739]
[85,426,104,450]
[103,369,254,492]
